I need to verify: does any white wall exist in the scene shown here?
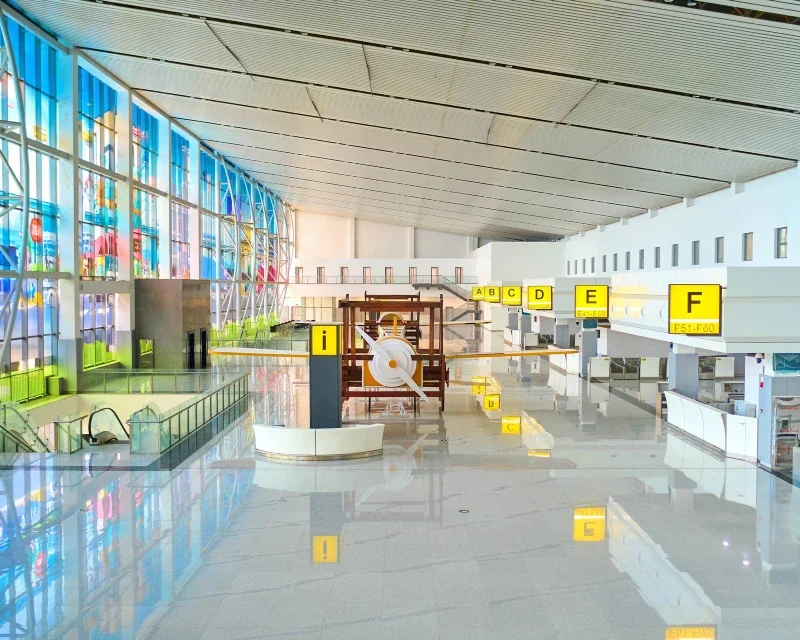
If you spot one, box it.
[294,210,476,262]
[295,211,352,259]
[415,228,474,258]
[473,241,565,282]
[598,328,670,357]
[563,166,800,273]
[354,219,411,259]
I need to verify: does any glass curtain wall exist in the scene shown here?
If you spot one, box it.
[0,14,292,386]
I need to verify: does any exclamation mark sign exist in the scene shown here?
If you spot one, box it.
[322,540,328,560]
[322,329,327,352]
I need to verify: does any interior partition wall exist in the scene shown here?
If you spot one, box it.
[0,10,293,392]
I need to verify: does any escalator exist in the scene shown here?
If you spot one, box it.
[0,404,49,452]
[87,403,130,445]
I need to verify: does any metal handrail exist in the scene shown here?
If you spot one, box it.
[0,403,49,452]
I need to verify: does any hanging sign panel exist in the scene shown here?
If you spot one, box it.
[471,286,485,301]
[668,284,722,336]
[574,285,609,318]
[501,285,522,306]
[484,285,500,303]
[527,285,553,310]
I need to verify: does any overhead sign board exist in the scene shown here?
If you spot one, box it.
[665,626,716,639]
[574,285,609,318]
[668,284,722,336]
[527,285,553,310]
[483,394,500,411]
[501,415,521,434]
[484,285,500,303]
[573,506,606,542]
[471,286,485,301]
[501,285,522,306]
[311,325,340,356]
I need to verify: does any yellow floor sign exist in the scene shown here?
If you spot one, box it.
[573,506,606,541]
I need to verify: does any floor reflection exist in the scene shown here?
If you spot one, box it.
[0,331,797,639]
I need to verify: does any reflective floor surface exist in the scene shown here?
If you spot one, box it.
[0,330,797,639]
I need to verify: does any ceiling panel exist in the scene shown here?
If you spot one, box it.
[16,0,244,70]
[86,0,800,109]
[209,141,637,220]
[564,84,800,158]
[212,22,371,91]
[365,47,593,121]
[88,52,318,115]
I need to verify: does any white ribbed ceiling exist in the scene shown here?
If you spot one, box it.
[17,0,800,239]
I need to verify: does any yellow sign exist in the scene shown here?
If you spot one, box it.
[573,506,606,541]
[484,286,500,303]
[575,285,609,318]
[501,285,522,306]
[472,376,487,395]
[528,449,552,457]
[668,284,722,336]
[483,394,500,411]
[471,286,485,301]
[527,285,553,310]
[665,627,716,639]
[311,325,340,356]
[312,535,339,563]
[501,415,521,434]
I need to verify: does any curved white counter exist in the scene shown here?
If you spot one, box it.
[254,423,385,460]
[664,391,756,462]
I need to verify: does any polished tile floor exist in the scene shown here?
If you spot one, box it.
[1,332,797,639]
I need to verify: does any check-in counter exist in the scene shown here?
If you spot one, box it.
[664,391,757,462]
[640,357,661,379]
[589,357,610,379]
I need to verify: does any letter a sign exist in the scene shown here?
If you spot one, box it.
[574,285,609,318]
[668,284,722,335]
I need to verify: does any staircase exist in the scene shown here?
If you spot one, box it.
[414,277,482,322]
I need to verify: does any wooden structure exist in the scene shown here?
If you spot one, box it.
[340,294,447,410]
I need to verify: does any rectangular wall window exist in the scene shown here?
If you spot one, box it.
[654,246,661,268]
[385,267,393,283]
[295,266,303,283]
[431,267,439,283]
[200,152,216,211]
[171,131,191,278]
[776,227,788,259]
[692,240,700,266]
[201,213,216,279]
[409,266,417,283]
[455,266,463,283]
[133,188,159,278]
[317,267,325,284]
[602,255,607,272]
[590,257,595,273]
[671,244,679,267]
[625,251,630,271]
[340,266,348,283]
[639,249,644,269]
[81,293,116,369]
[78,69,119,280]
[363,267,371,283]
[132,104,158,188]
[742,232,753,261]
[613,253,618,271]
[715,237,724,263]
